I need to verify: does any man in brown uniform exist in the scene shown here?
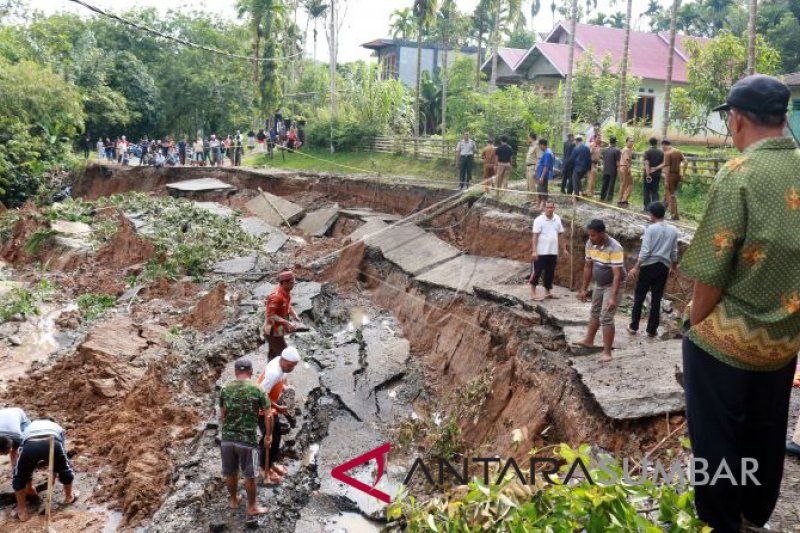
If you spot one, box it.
[586,134,602,198]
[481,138,497,193]
[525,132,544,193]
[617,137,634,206]
[660,139,687,220]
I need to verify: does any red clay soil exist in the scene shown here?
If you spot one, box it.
[319,241,365,289]
[95,215,156,269]
[2,317,198,526]
[0,204,42,265]
[183,281,227,331]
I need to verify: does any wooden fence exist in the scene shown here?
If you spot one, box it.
[360,136,729,186]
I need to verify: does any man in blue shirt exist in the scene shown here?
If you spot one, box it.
[566,135,592,196]
[535,139,554,210]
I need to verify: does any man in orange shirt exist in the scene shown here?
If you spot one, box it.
[264,269,302,359]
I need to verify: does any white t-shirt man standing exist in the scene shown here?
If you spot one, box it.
[530,201,569,300]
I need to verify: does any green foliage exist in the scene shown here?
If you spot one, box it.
[386,444,711,532]
[77,293,116,321]
[0,279,56,321]
[24,228,56,256]
[678,33,782,135]
[572,49,641,126]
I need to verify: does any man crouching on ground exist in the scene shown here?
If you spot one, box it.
[13,417,78,522]
[220,357,271,517]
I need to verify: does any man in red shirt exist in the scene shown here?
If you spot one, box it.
[264,269,301,359]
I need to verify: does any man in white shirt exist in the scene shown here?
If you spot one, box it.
[14,418,77,522]
[454,131,477,190]
[530,200,569,300]
[0,407,30,485]
[257,346,300,484]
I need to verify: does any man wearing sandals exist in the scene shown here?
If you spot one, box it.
[578,219,626,363]
[530,200,569,301]
[13,418,78,522]
[220,357,270,517]
[257,346,300,484]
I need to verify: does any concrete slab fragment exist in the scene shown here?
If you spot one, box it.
[415,255,529,295]
[347,218,388,243]
[191,201,234,218]
[245,192,304,227]
[366,223,461,276]
[239,216,275,237]
[212,255,258,275]
[264,230,289,254]
[340,208,401,222]
[570,339,685,420]
[165,178,235,192]
[51,220,92,236]
[249,282,322,316]
[297,205,339,237]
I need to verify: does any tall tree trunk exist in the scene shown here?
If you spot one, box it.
[747,0,757,75]
[661,0,679,138]
[254,32,261,84]
[489,1,502,92]
[442,20,449,138]
[415,26,423,154]
[475,30,483,89]
[329,0,337,153]
[562,0,578,142]
[313,24,318,64]
[617,0,632,123]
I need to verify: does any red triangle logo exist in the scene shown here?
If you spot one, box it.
[330,442,392,504]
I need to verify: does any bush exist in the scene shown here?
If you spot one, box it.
[76,293,116,321]
[305,117,383,152]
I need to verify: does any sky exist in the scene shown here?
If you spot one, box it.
[30,0,656,63]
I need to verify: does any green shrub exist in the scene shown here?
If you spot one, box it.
[0,287,38,321]
[76,293,116,321]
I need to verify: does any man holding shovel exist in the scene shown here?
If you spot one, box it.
[264,269,304,360]
[13,418,78,522]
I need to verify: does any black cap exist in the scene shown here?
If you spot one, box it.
[712,74,790,115]
[234,357,253,372]
[661,139,671,145]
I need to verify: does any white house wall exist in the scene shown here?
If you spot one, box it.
[398,46,435,87]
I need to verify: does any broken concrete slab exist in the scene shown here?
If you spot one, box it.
[191,201,234,218]
[362,323,410,389]
[415,255,529,295]
[165,178,235,193]
[264,230,289,254]
[245,192,304,227]
[365,223,461,276]
[569,339,685,420]
[294,493,382,533]
[248,282,322,316]
[297,205,340,237]
[340,208,401,222]
[51,220,92,236]
[239,216,275,237]
[212,254,258,275]
[347,218,388,243]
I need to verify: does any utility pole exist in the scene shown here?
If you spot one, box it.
[747,0,758,75]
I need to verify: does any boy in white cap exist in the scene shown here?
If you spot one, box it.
[257,346,300,484]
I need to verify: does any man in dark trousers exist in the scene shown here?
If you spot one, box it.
[626,202,678,337]
[642,137,664,211]
[680,75,800,532]
[454,131,477,190]
[264,269,302,359]
[566,135,591,196]
[600,136,621,202]
[561,133,575,194]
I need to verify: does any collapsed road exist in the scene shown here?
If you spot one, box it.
[0,164,797,532]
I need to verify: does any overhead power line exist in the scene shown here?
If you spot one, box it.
[66,0,303,63]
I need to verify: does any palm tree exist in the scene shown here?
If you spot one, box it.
[609,11,626,28]
[661,0,680,138]
[236,0,277,84]
[413,0,438,145]
[488,0,522,92]
[472,0,492,88]
[440,0,456,137]
[304,0,328,64]
[530,0,541,31]
[390,7,417,41]
[562,0,578,142]
[746,0,757,74]
[617,0,633,124]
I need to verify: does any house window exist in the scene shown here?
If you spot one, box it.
[382,54,398,80]
[627,96,655,127]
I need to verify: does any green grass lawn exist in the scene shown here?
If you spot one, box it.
[244,148,703,224]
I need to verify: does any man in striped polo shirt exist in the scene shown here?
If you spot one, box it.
[577,219,626,362]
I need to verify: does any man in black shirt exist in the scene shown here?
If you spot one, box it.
[561,133,575,194]
[642,137,664,211]
[494,135,515,195]
[600,136,622,202]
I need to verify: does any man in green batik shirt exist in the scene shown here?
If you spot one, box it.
[679,75,800,532]
[219,357,271,517]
